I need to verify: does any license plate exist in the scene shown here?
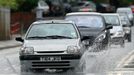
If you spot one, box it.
[40,57,61,61]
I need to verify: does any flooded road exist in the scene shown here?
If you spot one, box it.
[0,27,134,75]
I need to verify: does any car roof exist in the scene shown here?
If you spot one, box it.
[102,13,120,16]
[117,7,131,10]
[66,12,102,16]
[117,7,132,11]
[32,20,74,25]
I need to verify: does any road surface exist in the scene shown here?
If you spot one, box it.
[0,27,134,75]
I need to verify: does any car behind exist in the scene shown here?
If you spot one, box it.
[65,12,112,50]
[119,13,132,42]
[117,7,134,26]
[103,13,125,47]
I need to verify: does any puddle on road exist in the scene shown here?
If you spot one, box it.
[79,43,111,75]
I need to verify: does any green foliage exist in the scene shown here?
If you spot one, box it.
[0,0,18,9]
[17,0,38,11]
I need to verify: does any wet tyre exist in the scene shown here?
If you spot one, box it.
[120,39,125,48]
[128,33,131,42]
[20,63,30,72]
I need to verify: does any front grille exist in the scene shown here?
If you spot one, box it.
[31,61,71,69]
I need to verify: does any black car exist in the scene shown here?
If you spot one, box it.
[65,12,112,50]
[46,0,65,16]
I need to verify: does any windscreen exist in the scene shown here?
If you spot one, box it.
[66,15,104,28]
[26,23,78,39]
[103,15,120,26]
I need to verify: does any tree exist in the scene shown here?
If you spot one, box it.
[0,0,18,9]
[17,0,38,11]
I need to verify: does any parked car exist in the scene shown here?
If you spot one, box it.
[116,7,134,26]
[71,1,96,12]
[97,3,115,13]
[65,12,112,50]
[16,20,87,73]
[37,0,49,14]
[119,13,132,42]
[103,13,125,47]
[62,0,72,13]
[46,0,65,16]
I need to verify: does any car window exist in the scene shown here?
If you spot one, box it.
[103,15,120,26]
[66,15,104,28]
[119,15,130,25]
[117,9,133,17]
[26,23,78,39]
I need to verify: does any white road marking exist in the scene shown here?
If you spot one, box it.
[116,49,134,69]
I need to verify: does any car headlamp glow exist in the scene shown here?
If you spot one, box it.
[95,33,106,42]
[66,46,80,54]
[20,47,34,55]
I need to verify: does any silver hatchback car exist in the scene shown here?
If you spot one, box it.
[16,20,86,73]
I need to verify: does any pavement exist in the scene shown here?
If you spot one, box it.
[0,35,22,50]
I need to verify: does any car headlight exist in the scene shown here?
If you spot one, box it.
[20,47,34,55]
[95,33,106,42]
[66,46,80,54]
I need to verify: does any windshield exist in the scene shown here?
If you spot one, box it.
[26,23,78,39]
[103,15,120,26]
[119,14,130,24]
[119,14,129,21]
[66,15,104,28]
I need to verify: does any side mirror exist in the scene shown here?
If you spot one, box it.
[15,37,24,43]
[81,36,90,46]
[106,23,113,30]
[123,24,131,27]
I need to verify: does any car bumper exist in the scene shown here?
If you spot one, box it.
[20,54,81,70]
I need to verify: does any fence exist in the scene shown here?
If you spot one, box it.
[11,12,36,34]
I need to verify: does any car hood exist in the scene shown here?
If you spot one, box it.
[23,39,80,51]
[110,26,123,33]
[78,28,104,37]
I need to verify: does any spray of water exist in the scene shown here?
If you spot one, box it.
[79,42,110,75]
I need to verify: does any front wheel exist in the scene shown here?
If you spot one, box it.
[20,63,31,73]
[128,33,132,42]
[120,39,125,48]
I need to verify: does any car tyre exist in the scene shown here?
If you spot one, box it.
[20,63,30,72]
[128,32,131,42]
[120,39,125,48]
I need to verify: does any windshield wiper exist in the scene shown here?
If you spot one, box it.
[27,36,48,39]
[78,26,90,28]
[27,35,73,39]
[44,35,73,39]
